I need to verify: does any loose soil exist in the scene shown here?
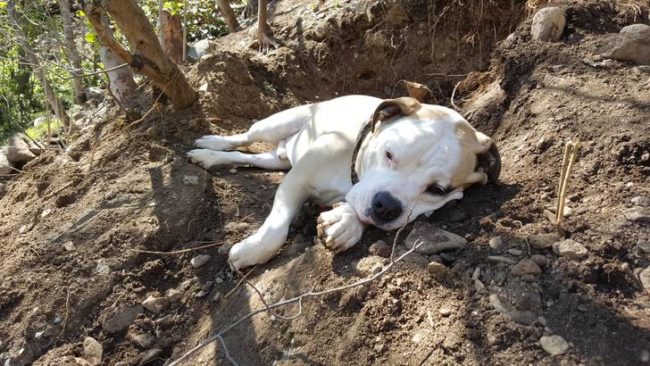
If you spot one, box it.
[1,0,649,365]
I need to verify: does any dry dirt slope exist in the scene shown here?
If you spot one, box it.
[0,0,649,365]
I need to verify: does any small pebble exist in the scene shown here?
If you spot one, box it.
[142,295,169,313]
[63,241,76,251]
[427,261,450,279]
[553,239,588,259]
[511,259,542,276]
[130,332,155,349]
[540,335,570,355]
[439,307,452,316]
[368,240,391,258]
[529,233,560,249]
[631,196,650,207]
[83,337,103,365]
[489,236,504,250]
[639,267,650,292]
[508,249,523,256]
[190,254,211,269]
[165,288,182,303]
[624,207,650,223]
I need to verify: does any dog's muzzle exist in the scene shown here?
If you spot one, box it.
[367,191,403,223]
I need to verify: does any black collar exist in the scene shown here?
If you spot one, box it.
[350,118,373,184]
[350,101,411,184]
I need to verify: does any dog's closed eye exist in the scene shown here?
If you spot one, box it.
[426,183,449,195]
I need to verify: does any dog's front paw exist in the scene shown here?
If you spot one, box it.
[317,202,365,253]
[195,135,236,151]
[187,149,226,169]
[228,233,282,270]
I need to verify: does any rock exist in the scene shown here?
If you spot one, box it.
[624,207,650,223]
[187,39,217,60]
[489,236,504,250]
[604,26,650,65]
[553,239,588,259]
[374,343,385,353]
[401,250,429,266]
[474,279,487,294]
[6,134,36,164]
[528,233,560,249]
[165,288,182,303]
[489,293,537,325]
[621,23,650,35]
[138,348,163,364]
[7,134,36,164]
[511,259,542,276]
[427,261,450,280]
[439,307,452,316]
[637,242,650,255]
[368,240,391,258]
[507,249,523,256]
[355,256,384,276]
[639,267,650,292]
[62,241,76,251]
[182,175,200,186]
[631,196,650,207]
[404,221,467,255]
[142,295,169,313]
[101,305,142,333]
[540,335,570,355]
[129,332,155,349]
[0,148,13,175]
[531,7,566,42]
[190,254,211,268]
[83,337,103,365]
[530,254,548,268]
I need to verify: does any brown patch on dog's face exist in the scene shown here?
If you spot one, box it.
[450,120,500,189]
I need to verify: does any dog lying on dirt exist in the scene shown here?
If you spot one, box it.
[188,95,500,269]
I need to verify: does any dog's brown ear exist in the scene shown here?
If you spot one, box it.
[371,97,421,132]
[475,132,501,184]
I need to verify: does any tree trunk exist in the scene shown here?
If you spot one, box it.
[99,46,140,117]
[59,0,87,104]
[7,0,72,129]
[86,0,196,110]
[158,10,184,64]
[216,0,239,32]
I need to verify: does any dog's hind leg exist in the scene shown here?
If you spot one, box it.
[187,149,291,170]
[195,104,313,151]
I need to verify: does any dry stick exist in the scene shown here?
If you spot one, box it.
[450,80,463,114]
[60,288,71,336]
[555,141,580,224]
[223,267,256,301]
[555,143,571,222]
[132,241,225,255]
[168,238,425,366]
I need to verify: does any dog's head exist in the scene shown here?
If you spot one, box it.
[346,97,500,230]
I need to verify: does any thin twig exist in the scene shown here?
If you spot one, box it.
[132,241,225,255]
[64,62,129,79]
[168,239,426,366]
[450,80,463,113]
[223,267,256,300]
[60,288,71,336]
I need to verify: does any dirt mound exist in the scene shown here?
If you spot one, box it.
[1,0,649,365]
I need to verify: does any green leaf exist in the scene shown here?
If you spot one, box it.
[85,32,96,44]
[77,9,85,17]
[0,2,7,9]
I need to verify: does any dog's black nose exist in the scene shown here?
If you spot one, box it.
[371,191,403,222]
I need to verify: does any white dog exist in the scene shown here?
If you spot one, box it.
[188,95,500,269]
